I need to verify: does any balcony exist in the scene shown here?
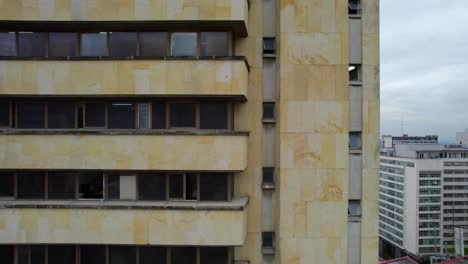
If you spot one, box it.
[0,131,248,171]
[0,59,249,100]
[0,197,248,246]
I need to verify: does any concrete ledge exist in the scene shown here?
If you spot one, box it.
[0,129,250,136]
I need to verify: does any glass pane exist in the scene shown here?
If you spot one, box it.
[48,171,76,199]
[78,172,103,199]
[108,103,135,129]
[171,32,197,56]
[138,173,166,201]
[139,246,167,264]
[107,173,120,200]
[200,102,228,129]
[170,103,196,128]
[109,32,137,57]
[0,101,10,127]
[48,245,75,264]
[262,167,274,185]
[17,172,45,199]
[17,246,29,264]
[262,232,274,247]
[169,174,183,199]
[349,132,361,148]
[81,246,106,264]
[17,102,46,128]
[81,32,108,56]
[0,172,14,197]
[138,103,150,129]
[109,246,136,264]
[0,245,14,264]
[263,102,275,120]
[0,32,16,56]
[185,173,197,200]
[200,32,228,56]
[200,173,227,201]
[49,32,77,57]
[200,247,228,264]
[171,247,196,264]
[18,32,46,57]
[139,32,167,56]
[30,245,46,264]
[85,103,106,127]
[151,102,166,129]
[47,102,76,128]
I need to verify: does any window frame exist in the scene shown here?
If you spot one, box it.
[0,101,12,128]
[83,102,108,128]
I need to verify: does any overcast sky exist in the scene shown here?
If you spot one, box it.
[380,0,468,142]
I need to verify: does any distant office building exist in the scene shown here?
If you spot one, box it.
[456,131,468,146]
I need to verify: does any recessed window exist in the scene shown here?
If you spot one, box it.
[0,172,14,198]
[81,32,108,56]
[80,246,106,264]
[0,101,10,127]
[17,172,45,199]
[200,174,227,201]
[262,232,275,254]
[48,245,75,264]
[138,103,151,129]
[169,174,184,199]
[349,64,361,82]
[172,247,196,264]
[348,200,361,216]
[151,102,166,129]
[186,173,198,201]
[200,32,229,56]
[263,102,275,121]
[200,102,228,129]
[108,102,136,129]
[109,246,136,264]
[349,132,362,149]
[85,102,106,127]
[263,37,276,55]
[49,32,77,57]
[78,172,103,199]
[0,32,16,56]
[138,173,166,201]
[48,171,76,199]
[18,32,46,57]
[200,247,228,264]
[17,102,46,128]
[47,102,76,128]
[170,103,196,128]
[262,167,274,186]
[171,32,197,56]
[349,0,361,15]
[0,246,14,264]
[109,32,137,57]
[139,246,167,264]
[139,32,168,56]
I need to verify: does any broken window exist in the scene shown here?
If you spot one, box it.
[84,102,106,127]
[138,103,151,129]
[0,245,14,264]
[348,200,362,216]
[139,246,167,264]
[108,102,135,129]
[263,37,276,55]
[17,102,46,128]
[0,32,16,56]
[170,103,196,128]
[169,174,184,199]
[349,64,361,82]
[348,0,361,15]
[200,32,229,56]
[17,172,45,199]
[0,172,14,198]
[139,32,167,57]
[171,247,196,264]
[186,173,198,200]
[349,132,362,149]
[263,102,275,121]
[81,32,108,56]
[171,32,197,56]
[78,172,103,199]
[18,32,46,57]
[47,102,76,128]
[262,167,275,186]
[48,171,76,199]
[48,245,75,264]
[200,102,228,129]
[200,247,228,264]
[109,32,137,57]
[0,101,10,127]
[49,32,77,57]
[80,246,106,264]
[200,173,227,201]
[151,102,166,129]
[138,173,166,201]
[109,246,136,264]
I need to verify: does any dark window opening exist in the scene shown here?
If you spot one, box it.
[171,32,197,56]
[200,247,228,264]
[109,246,136,264]
[109,32,137,57]
[47,102,76,128]
[200,174,227,201]
[349,132,362,149]
[81,32,108,56]
[200,32,229,56]
[107,173,120,200]
[18,32,46,57]
[0,172,14,197]
[151,102,166,129]
[139,32,168,57]
[262,167,274,185]
[80,245,106,264]
[138,173,166,201]
[17,246,29,264]
[263,102,275,121]
[262,232,275,248]
[48,172,76,199]
[17,102,45,128]
[30,245,46,264]
[108,103,135,129]
[139,246,167,264]
[171,247,196,264]
[349,0,361,15]
[263,37,276,55]
[348,200,362,216]
[200,102,228,129]
[186,173,198,200]
[85,102,106,127]
[170,103,196,128]
[17,172,45,199]
[0,101,10,127]
[0,32,16,56]
[169,174,184,199]
[78,173,103,199]
[48,245,75,264]
[0,245,14,264]
[349,65,361,82]
[49,32,77,57]
[138,103,151,129]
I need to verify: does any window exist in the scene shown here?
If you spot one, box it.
[139,32,168,56]
[0,246,13,264]
[81,32,108,56]
[0,172,14,198]
[49,32,77,57]
[186,173,198,200]
[151,102,166,129]
[171,247,196,264]
[262,167,274,186]
[17,102,45,128]
[85,102,106,127]
[170,103,196,128]
[200,247,228,264]
[348,200,361,216]
[47,102,76,128]
[108,103,135,129]
[138,103,151,129]
[17,245,46,264]
[80,246,106,264]
[349,132,362,149]
[17,172,45,199]
[48,172,76,199]
[78,172,103,199]
[0,102,10,127]
[18,32,46,57]
[169,174,184,199]
[200,174,227,201]
[349,0,361,15]
[262,232,275,254]
[109,32,137,57]
[139,246,167,264]
[171,32,197,56]
[263,37,276,55]
[107,173,121,200]
[263,102,275,121]
[0,32,16,56]
[48,245,75,264]
[349,64,361,82]
[200,32,229,56]
[200,102,228,129]
[17,245,29,264]
[109,246,136,264]
[138,173,166,201]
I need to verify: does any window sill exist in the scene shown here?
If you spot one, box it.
[349,148,362,154]
[349,14,362,19]
[348,215,362,222]
[263,53,276,59]
[262,183,276,190]
[0,197,249,211]
[349,80,363,86]
[262,119,276,124]
[0,129,250,136]
[262,247,276,255]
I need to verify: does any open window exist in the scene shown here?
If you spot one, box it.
[200,247,228,264]
[47,102,76,128]
[107,173,137,200]
[17,172,45,199]
[49,32,77,57]
[349,64,362,82]
[151,102,166,129]
[200,32,229,56]
[139,246,167,264]
[171,32,197,56]
[138,173,167,201]
[78,172,103,199]
[139,32,168,57]
[0,172,14,198]
[18,32,46,57]
[16,102,46,128]
[348,200,362,216]
[0,101,10,127]
[263,37,276,56]
[0,32,16,56]
[349,0,361,15]
[81,32,108,56]
[263,102,275,122]
[0,246,13,264]
[48,171,76,199]
[262,232,275,255]
[169,174,184,200]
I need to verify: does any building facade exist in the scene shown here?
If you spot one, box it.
[0,0,379,263]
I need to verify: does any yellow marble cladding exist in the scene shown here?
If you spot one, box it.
[0,0,248,23]
[0,208,247,246]
[0,60,248,97]
[0,134,248,171]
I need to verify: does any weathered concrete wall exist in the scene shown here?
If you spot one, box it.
[0,60,248,97]
[0,134,248,171]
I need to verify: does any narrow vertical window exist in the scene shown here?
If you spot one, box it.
[185,173,198,200]
[139,32,168,56]
[0,101,10,127]
[200,102,228,129]
[0,172,14,198]
[348,0,361,15]
[108,102,136,129]
[107,173,120,200]
[171,32,197,56]
[349,64,361,82]
[17,102,46,128]
[0,32,16,56]
[263,102,275,121]
[170,103,196,128]
[169,174,184,199]
[81,32,108,56]
[49,32,77,57]
[349,132,362,149]
[84,102,106,127]
[47,102,76,128]
[151,102,166,129]
[17,172,45,199]
[138,103,151,129]
[262,167,275,188]
[262,232,275,254]
[200,32,229,56]
[18,32,46,57]
[109,32,137,57]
